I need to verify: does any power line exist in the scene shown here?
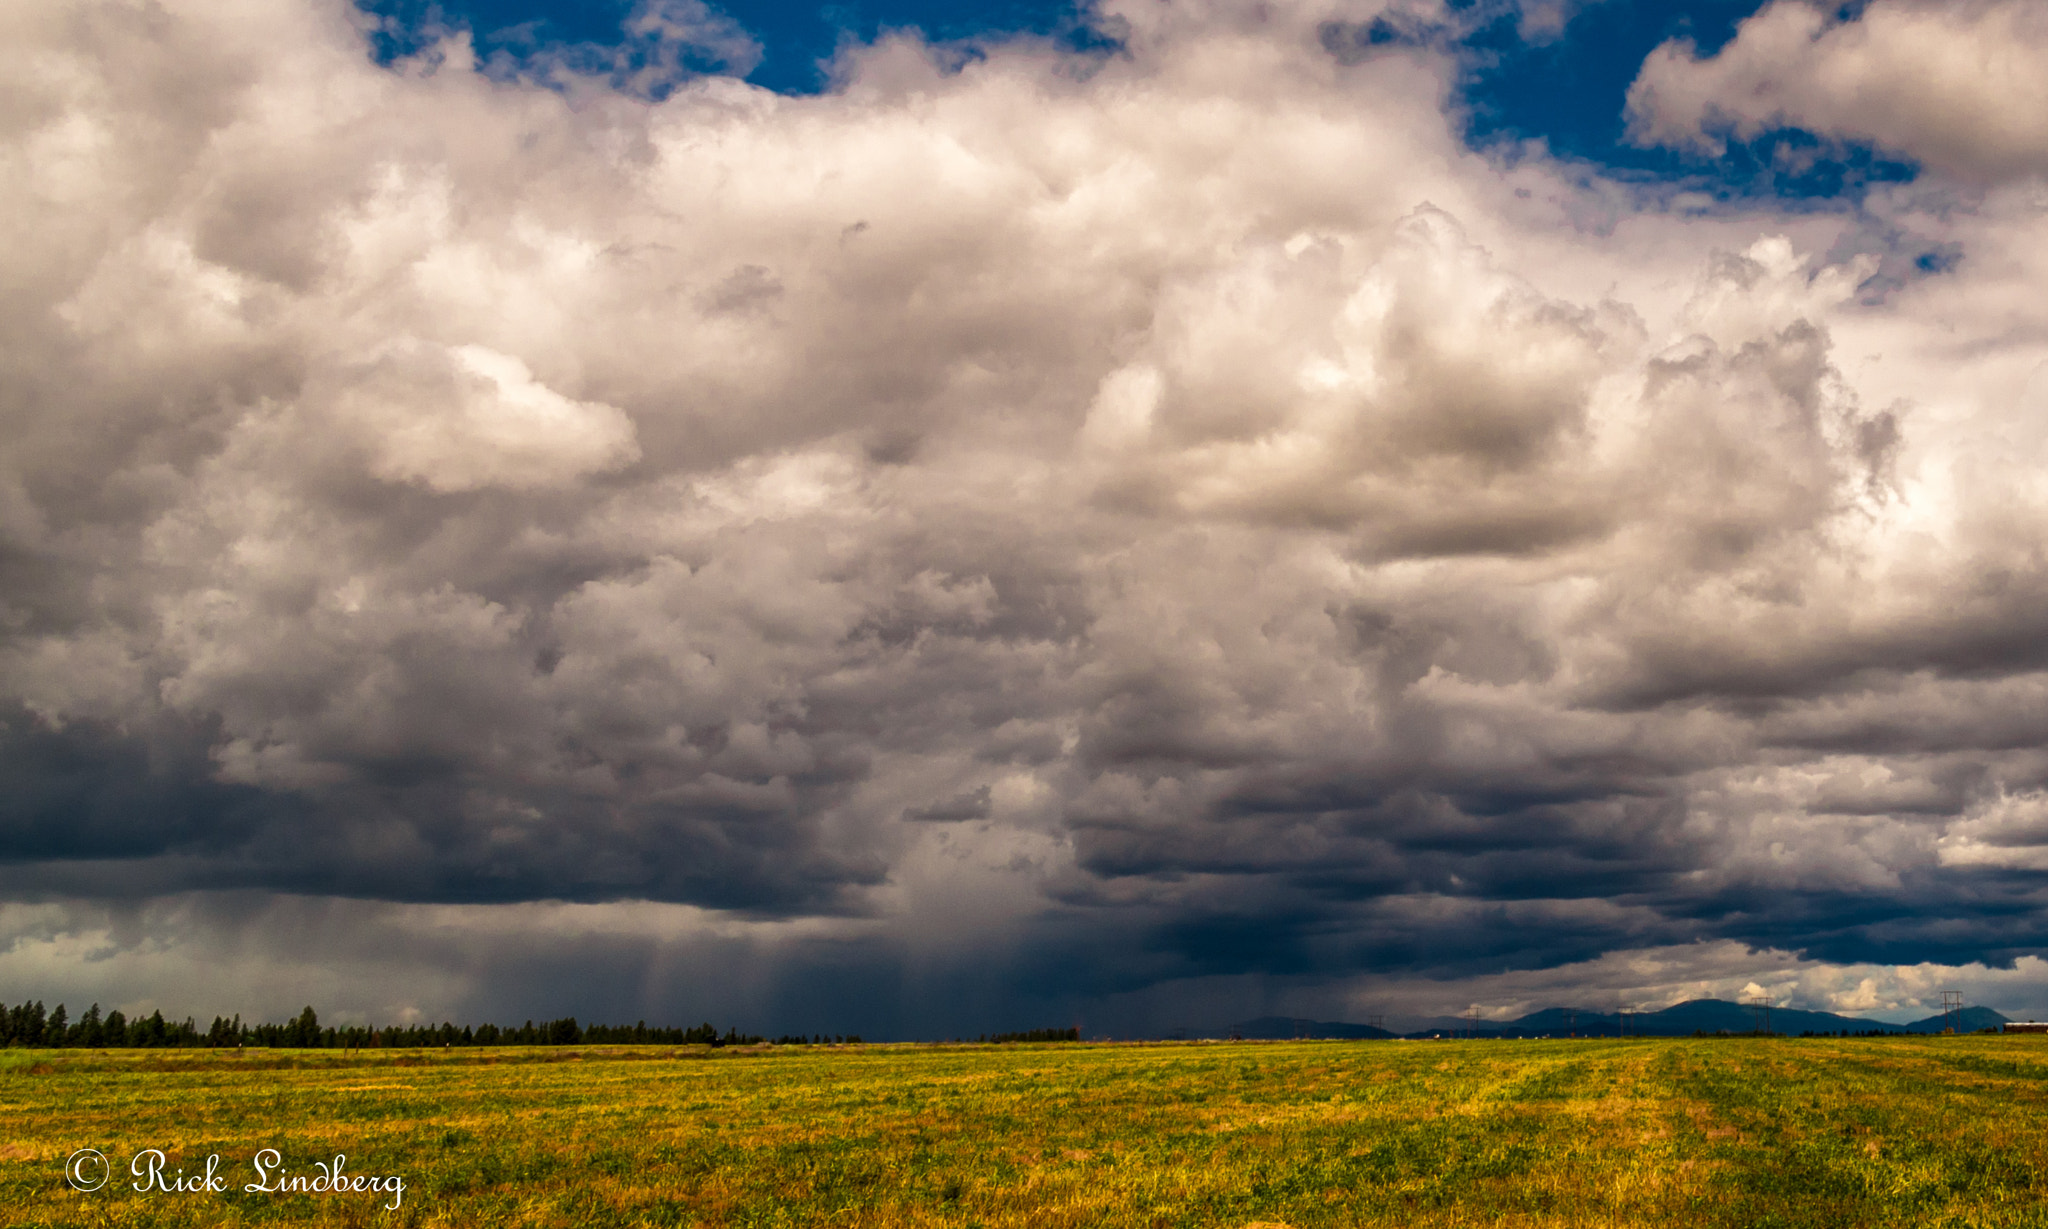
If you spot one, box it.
[1741,994,1772,1036]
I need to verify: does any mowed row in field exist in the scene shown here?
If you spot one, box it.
[4,1035,2047,1228]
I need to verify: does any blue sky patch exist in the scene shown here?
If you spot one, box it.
[1456,0,1916,199]
[359,0,1097,92]
[356,0,1920,199]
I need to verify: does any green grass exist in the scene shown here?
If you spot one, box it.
[5,1036,2048,1227]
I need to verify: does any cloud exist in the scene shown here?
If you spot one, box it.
[6,899,2038,1037]
[1326,939,2048,1027]
[1507,0,1614,45]
[1625,0,2048,182]
[410,0,764,96]
[4,0,2048,1030]
[335,342,640,492]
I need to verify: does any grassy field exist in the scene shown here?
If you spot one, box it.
[5,1035,2048,1227]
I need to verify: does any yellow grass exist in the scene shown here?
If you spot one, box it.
[4,1035,2047,1226]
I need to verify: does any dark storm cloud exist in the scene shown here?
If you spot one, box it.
[6,0,2048,1029]
[0,706,276,865]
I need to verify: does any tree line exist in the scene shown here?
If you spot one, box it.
[1,1000,766,1049]
[988,1027,1080,1043]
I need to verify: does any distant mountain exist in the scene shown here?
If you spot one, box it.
[1227,998,2012,1040]
[1230,1016,1395,1040]
[1625,999,1915,1037]
[1619,999,2011,1037]
[1902,1006,2009,1034]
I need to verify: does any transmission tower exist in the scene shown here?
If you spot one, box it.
[1943,991,1964,1034]
[1742,994,1773,1036]
[1618,1008,1636,1038]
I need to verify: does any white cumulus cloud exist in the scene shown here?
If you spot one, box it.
[1626,0,2048,182]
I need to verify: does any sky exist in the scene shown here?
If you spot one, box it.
[6,0,2048,1036]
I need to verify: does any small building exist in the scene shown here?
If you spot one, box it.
[2004,1022,2048,1034]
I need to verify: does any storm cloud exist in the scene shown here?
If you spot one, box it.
[6,0,2048,1033]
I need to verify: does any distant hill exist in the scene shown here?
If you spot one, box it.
[1901,1006,2009,1034]
[1230,1016,1395,1040]
[1228,999,2012,1040]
